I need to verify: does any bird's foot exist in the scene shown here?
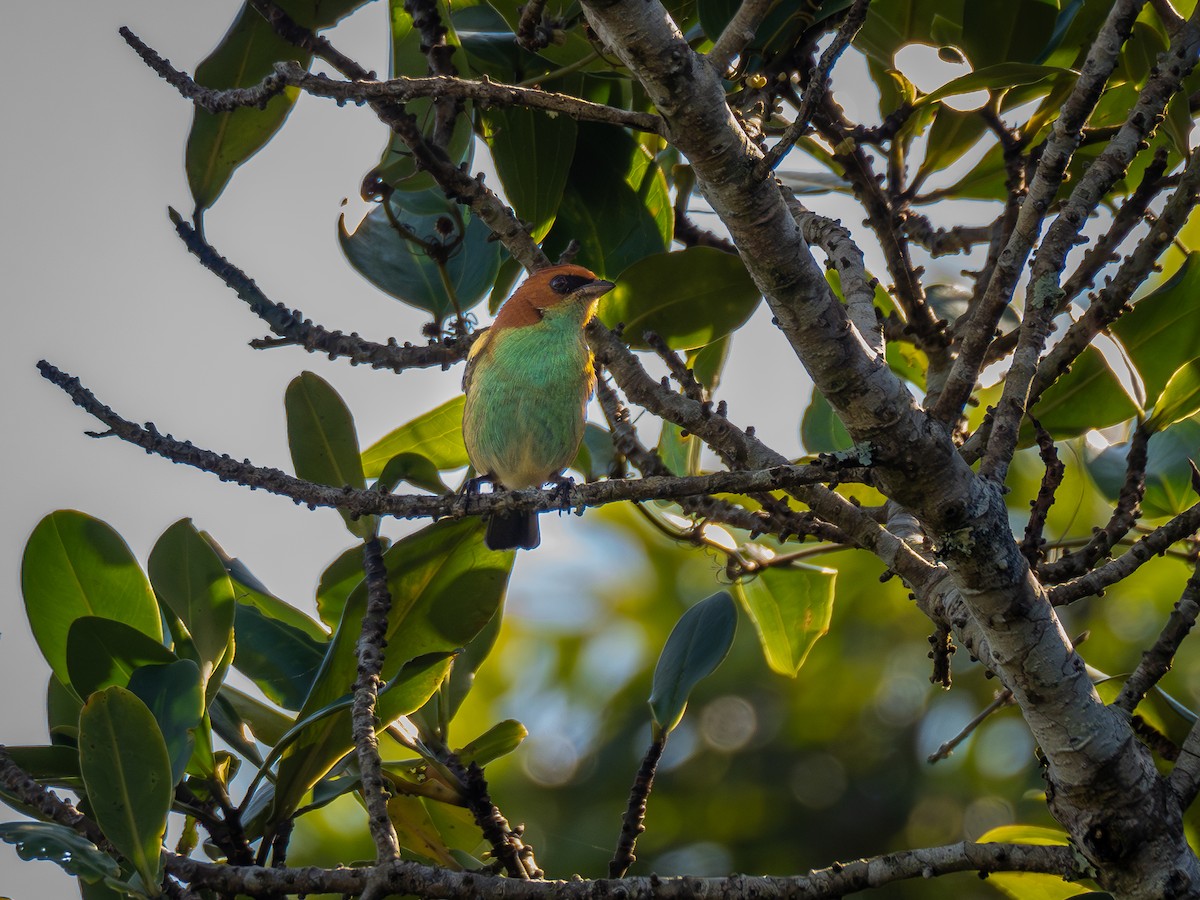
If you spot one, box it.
[460,473,493,512]
[549,474,576,515]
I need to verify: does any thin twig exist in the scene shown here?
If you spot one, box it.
[1114,562,1200,714]
[609,734,666,878]
[927,690,1015,763]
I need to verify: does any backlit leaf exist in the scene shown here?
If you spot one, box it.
[362,396,469,478]
[736,565,836,677]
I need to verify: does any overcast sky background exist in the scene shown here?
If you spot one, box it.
[0,4,998,895]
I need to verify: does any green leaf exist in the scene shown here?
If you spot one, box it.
[856,0,965,66]
[457,719,528,767]
[649,591,737,735]
[801,391,853,454]
[78,687,172,891]
[689,336,731,393]
[387,794,462,868]
[339,191,502,321]
[1088,420,1200,519]
[735,565,836,677]
[1147,359,1200,433]
[978,823,1089,899]
[961,0,1060,68]
[231,604,326,710]
[185,5,310,213]
[1025,346,1139,442]
[3,746,81,788]
[22,511,161,690]
[916,105,988,179]
[66,617,177,700]
[269,517,512,823]
[46,675,82,739]
[285,371,374,539]
[147,519,236,686]
[658,421,701,478]
[213,544,328,641]
[126,661,205,786]
[214,685,295,749]
[0,821,119,883]
[544,124,672,278]
[1113,254,1200,403]
[252,651,453,826]
[917,63,1073,106]
[482,105,577,242]
[571,423,618,483]
[376,453,451,495]
[598,247,761,351]
[316,545,369,631]
[361,396,469,479]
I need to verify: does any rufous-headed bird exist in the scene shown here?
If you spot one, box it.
[463,264,615,550]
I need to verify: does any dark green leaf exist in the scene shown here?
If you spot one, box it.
[1024,347,1138,442]
[339,191,502,321]
[801,391,853,454]
[231,604,326,710]
[1112,254,1200,403]
[22,512,161,690]
[0,821,118,883]
[46,675,82,740]
[316,545,369,631]
[78,687,172,889]
[214,685,295,750]
[571,424,618,483]
[269,517,512,822]
[1147,359,1200,433]
[147,519,236,685]
[66,617,176,700]
[961,0,1060,68]
[1088,420,1200,519]
[2,747,81,788]
[916,105,987,179]
[376,453,451,495]
[658,421,701,478]
[126,660,205,786]
[361,396,468,479]
[598,247,760,350]
[212,544,328,641]
[649,591,737,735]
[483,105,577,242]
[688,336,731,393]
[735,565,836,677]
[856,0,964,66]
[543,124,672,278]
[285,371,374,539]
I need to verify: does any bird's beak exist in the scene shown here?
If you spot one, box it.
[578,279,615,301]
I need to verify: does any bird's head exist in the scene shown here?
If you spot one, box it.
[492,264,615,332]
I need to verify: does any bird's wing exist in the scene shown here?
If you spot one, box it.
[461,328,492,394]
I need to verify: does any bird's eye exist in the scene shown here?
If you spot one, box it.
[549,274,593,294]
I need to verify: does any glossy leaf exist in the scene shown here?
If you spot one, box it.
[147,519,236,683]
[214,545,328,641]
[231,603,326,710]
[649,591,737,735]
[22,511,161,690]
[1147,358,1200,433]
[571,423,618,483]
[1024,347,1139,442]
[736,565,836,677]
[544,124,672,278]
[1087,420,1200,519]
[482,105,577,242]
[376,452,451,495]
[185,5,310,214]
[1112,254,1200,403]
[961,0,1060,68]
[339,192,502,321]
[269,517,512,822]
[0,821,118,883]
[801,391,853,454]
[598,247,760,351]
[361,396,469,478]
[285,371,374,539]
[457,719,528,767]
[261,651,453,825]
[126,660,205,786]
[78,686,172,890]
[66,617,177,700]
[917,63,1073,106]
[316,544,369,631]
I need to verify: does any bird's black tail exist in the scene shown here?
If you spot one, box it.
[486,509,540,550]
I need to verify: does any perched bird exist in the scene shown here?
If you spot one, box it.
[462,264,615,550]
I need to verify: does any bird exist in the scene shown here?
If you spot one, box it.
[462,264,615,550]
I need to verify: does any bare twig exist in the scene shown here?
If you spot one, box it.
[1114,562,1200,714]
[609,734,666,878]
